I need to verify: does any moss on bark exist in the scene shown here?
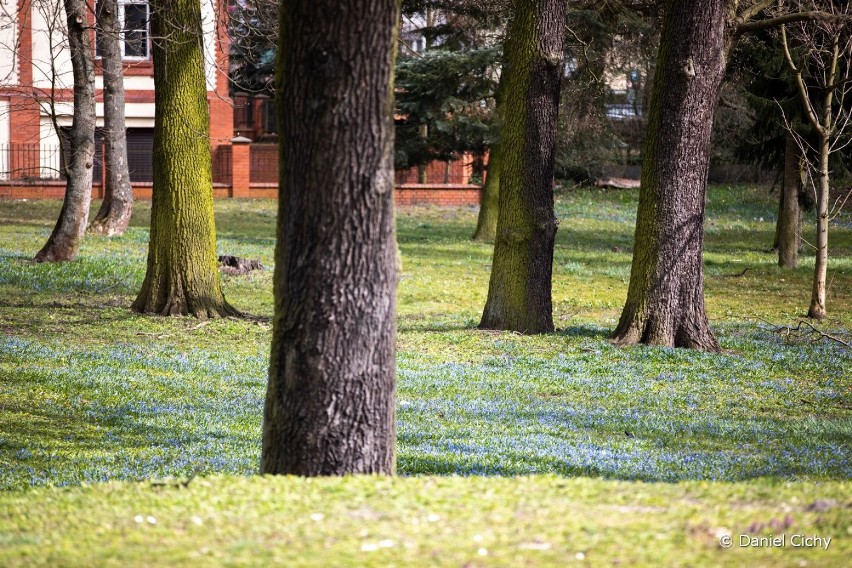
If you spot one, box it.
[132,0,236,319]
[478,0,566,333]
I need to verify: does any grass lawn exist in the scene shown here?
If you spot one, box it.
[0,185,850,566]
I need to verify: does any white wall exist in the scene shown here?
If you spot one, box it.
[0,2,18,86]
[31,0,73,90]
[39,115,62,178]
[0,100,9,179]
[201,0,220,92]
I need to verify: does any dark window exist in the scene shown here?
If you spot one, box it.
[263,100,277,134]
[122,3,149,59]
[95,2,150,60]
[126,128,154,182]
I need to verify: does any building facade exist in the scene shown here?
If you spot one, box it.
[0,0,233,187]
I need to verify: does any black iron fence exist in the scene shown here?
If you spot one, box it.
[1,141,485,189]
[212,145,232,185]
[0,142,232,185]
[0,144,64,180]
[250,143,278,184]
[395,158,479,185]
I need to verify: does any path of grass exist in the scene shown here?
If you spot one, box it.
[0,186,849,565]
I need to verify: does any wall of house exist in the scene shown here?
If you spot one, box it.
[0,100,9,179]
[31,0,72,90]
[0,4,17,85]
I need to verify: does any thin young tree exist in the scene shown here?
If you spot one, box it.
[89,0,133,236]
[35,0,95,262]
[780,1,852,319]
[478,0,567,333]
[132,0,237,318]
[261,0,400,476]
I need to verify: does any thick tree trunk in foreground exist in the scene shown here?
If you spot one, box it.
[808,134,830,319]
[777,132,802,268]
[35,0,95,262]
[261,0,398,476]
[479,0,566,333]
[613,0,725,351]
[472,142,501,242]
[89,0,133,236]
[132,0,236,318]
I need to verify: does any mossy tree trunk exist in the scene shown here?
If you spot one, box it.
[132,0,236,318]
[472,141,501,242]
[777,131,802,268]
[472,73,506,243]
[35,0,95,262]
[479,0,566,333]
[261,0,399,476]
[613,0,726,351]
[89,0,133,236]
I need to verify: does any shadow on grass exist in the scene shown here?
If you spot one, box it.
[555,325,612,340]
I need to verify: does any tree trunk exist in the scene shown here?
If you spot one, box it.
[613,0,725,351]
[417,125,429,183]
[777,131,802,268]
[808,133,829,319]
[35,0,95,262]
[132,0,236,318]
[472,141,501,242]
[261,0,399,476]
[472,72,506,243]
[89,0,133,236]
[479,0,566,333]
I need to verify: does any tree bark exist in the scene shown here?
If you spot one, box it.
[472,72,506,243]
[132,0,237,318]
[261,0,399,476]
[613,0,726,351]
[777,131,802,268]
[479,0,566,333]
[472,141,501,242]
[35,0,95,262]
[808,132,829,319]
[89,0,133,236]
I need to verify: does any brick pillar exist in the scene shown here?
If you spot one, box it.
[230,136,252,198]
[10,0,41,178]
[208,0,234,148]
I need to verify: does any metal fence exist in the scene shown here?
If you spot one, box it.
[212,145,232,185]
[395,158,478,185]
[2,141,484,189]
[250,143,278,184]
[0,144,64,180]
[0,142,232,185]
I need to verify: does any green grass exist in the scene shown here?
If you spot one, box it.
[0,185,850,565]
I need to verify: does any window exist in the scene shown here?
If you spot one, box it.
[96,1,150,60]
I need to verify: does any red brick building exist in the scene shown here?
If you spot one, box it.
[0,1,481,206]
[0,0,233,198]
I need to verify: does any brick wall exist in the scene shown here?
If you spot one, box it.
[395,185,481,207]
[0,179,483,207]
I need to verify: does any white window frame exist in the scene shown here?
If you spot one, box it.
[96,1,150,61]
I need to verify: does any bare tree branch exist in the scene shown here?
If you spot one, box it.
[736,10,851,35]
